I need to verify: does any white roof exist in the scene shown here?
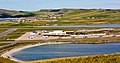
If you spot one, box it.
[53,30,64,33]
[30,32,36,35]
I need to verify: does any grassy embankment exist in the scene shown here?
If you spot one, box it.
[0,57,17,63]
[24,54,120,63]
[0,28,8,33]
[0,41,44,53]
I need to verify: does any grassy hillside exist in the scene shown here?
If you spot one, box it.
[0,9,35,18]
[0,9,120,27]
[61,9,120,25]
[40,9,120,25]
[14,9,120,26]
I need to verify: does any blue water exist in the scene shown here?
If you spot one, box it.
[13,43,120,61]
[0,18,20,21]
[39,24,120,28]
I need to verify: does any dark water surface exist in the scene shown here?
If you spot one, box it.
[0,18,19,21]
[13,43,120,61]
[39,24,120,28]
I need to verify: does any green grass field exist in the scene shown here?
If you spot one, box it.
[0,57,17,63]
[24,54,120,63]
[0,28,8,33]
[0,9,120,27]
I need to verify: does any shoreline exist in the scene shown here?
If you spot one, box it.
[1,41,120,62]
[1,42,71,62]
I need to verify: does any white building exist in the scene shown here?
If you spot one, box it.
[49,30,66,35]
[43,30,67,35]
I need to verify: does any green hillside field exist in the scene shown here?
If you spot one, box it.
[0,9,120,27]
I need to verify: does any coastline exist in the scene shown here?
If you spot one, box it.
[1,41,120,62]
[1,42,71,62]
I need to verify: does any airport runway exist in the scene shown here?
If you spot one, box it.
[0,28,18,38]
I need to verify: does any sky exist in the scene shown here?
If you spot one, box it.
[0,0,120,11]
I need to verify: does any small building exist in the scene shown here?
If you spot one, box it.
[30,32,37,35]
[48,30,66,35]
[42,30,69,37]
[66,31,75,35]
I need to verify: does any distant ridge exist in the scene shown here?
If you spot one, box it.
[0,8,120,18]
[37,8,120,12]
[0,9,35,18]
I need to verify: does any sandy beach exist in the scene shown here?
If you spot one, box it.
[1,42,70,62]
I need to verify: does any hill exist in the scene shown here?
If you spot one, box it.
[26,9,120,25]
[0,9,35,18]
[36,9,120,25]
[0,9,120,26]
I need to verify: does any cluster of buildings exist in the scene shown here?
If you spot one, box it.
[45,13,64,19]
[13,12,64,23]
[16,28,120,40]
[27,28,118,39]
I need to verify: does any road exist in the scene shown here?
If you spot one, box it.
[0,40,20,55]
[0,40,20,48]
[0,28,18,38]
[38,24,120,28]
[0,28,19,51]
